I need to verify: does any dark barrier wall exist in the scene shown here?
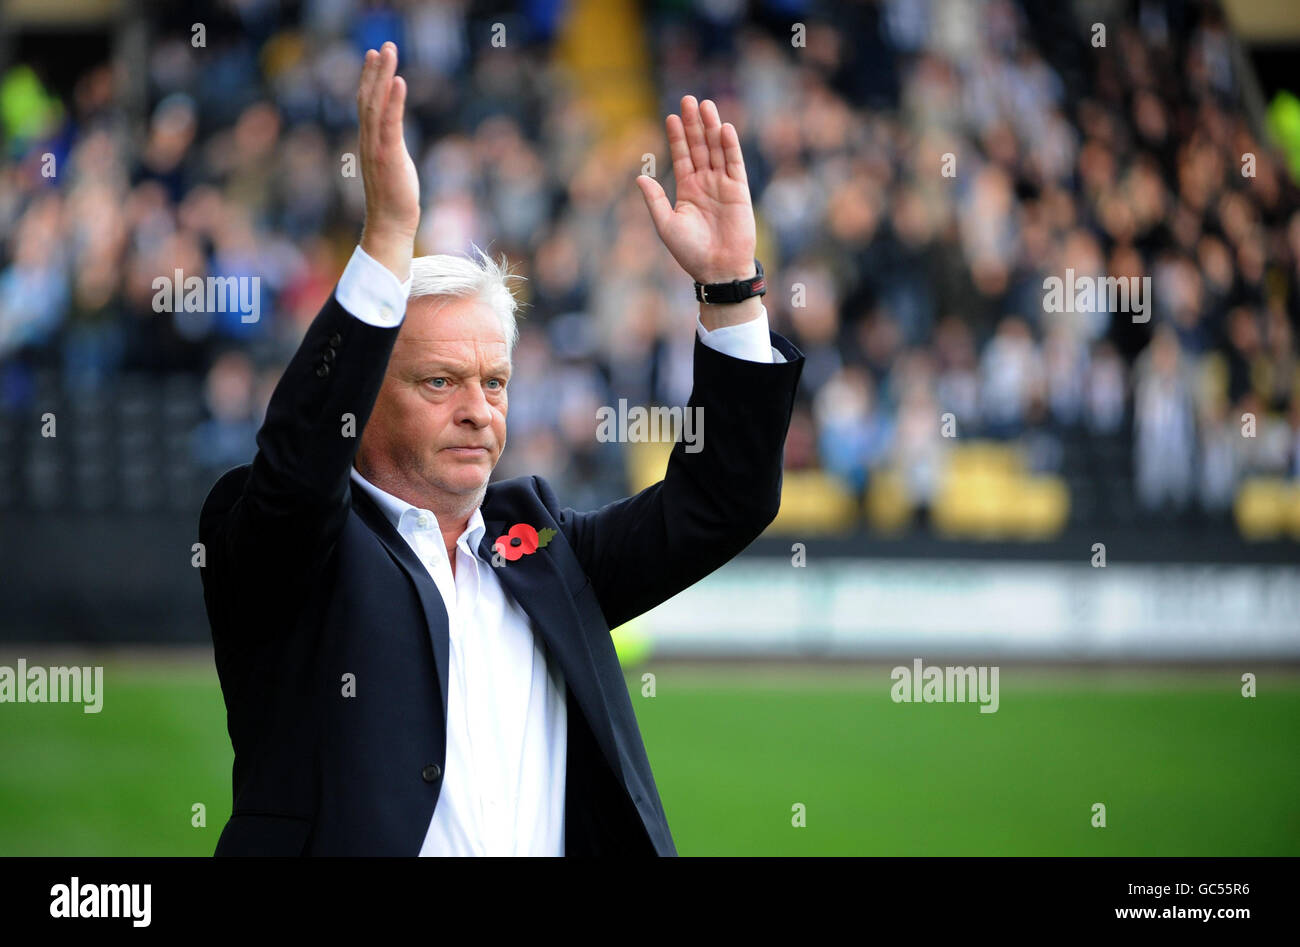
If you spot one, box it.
[0,512,208,643]
[2,512,1295,644]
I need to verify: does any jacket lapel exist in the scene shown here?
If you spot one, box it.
[350,481,625,791]
[478,513,626,787]
[349,484,451,725]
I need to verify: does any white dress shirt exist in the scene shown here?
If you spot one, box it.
[335,244,780,856]
[349,469,568,856]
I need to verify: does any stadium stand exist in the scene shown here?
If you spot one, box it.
[1,0,1298,548]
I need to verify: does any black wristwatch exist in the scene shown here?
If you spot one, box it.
[694,259,766,304]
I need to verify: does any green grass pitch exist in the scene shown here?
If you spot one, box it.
[0,659,1296,855]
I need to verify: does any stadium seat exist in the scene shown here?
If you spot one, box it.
[1235,478,1294,539]
[1004,476,1071,539]
[865,469,914,534]
[767,470,858,535]
[624,438,675,494]
[624,438,856,534]
[933,442,1070,539]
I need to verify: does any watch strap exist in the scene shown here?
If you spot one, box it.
[694,259,766,304]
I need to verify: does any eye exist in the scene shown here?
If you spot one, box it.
[427,377,448,389]
[486,378,504,391]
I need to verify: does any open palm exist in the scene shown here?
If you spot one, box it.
[637,96,757,285]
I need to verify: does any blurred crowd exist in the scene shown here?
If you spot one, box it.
[1,0,1298,527]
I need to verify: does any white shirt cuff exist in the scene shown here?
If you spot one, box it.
[695,304,784,363]
[334,244,410,327]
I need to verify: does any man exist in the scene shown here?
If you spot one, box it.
[199,42,803,855]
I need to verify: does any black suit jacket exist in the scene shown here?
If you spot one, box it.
[198,288,803,855]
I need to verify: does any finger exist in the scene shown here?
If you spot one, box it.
[721,122,747,184]
[377,41,398,86]
[367,43,398,143]
[635,174,673,235]
[681,95,710,178]
[701,99,723,172]
[358,47,378,104]
[357,48,380,144]
[380,75,407,149]
[666,113,693,182]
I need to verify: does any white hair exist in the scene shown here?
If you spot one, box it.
[407,244,524,356]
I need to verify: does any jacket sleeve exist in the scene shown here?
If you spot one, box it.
[554,331,803,630]
[198,291,401,621]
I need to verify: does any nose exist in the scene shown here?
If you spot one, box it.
[453,379,493,429]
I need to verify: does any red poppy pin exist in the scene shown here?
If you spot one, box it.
[493,523,558,562]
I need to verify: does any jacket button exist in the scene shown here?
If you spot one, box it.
[322,347,335,362]
[316,363,330,377]
[329,332,343,347]
[422,764,442,783]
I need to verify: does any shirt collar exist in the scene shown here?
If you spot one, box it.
[349,466,487,559]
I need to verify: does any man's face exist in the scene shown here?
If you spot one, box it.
[359,294,509,506]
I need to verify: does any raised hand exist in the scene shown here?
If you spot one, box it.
[636,96,757,287]
[357,42,419,282]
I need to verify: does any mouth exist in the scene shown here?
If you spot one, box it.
[444,446,491,456]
